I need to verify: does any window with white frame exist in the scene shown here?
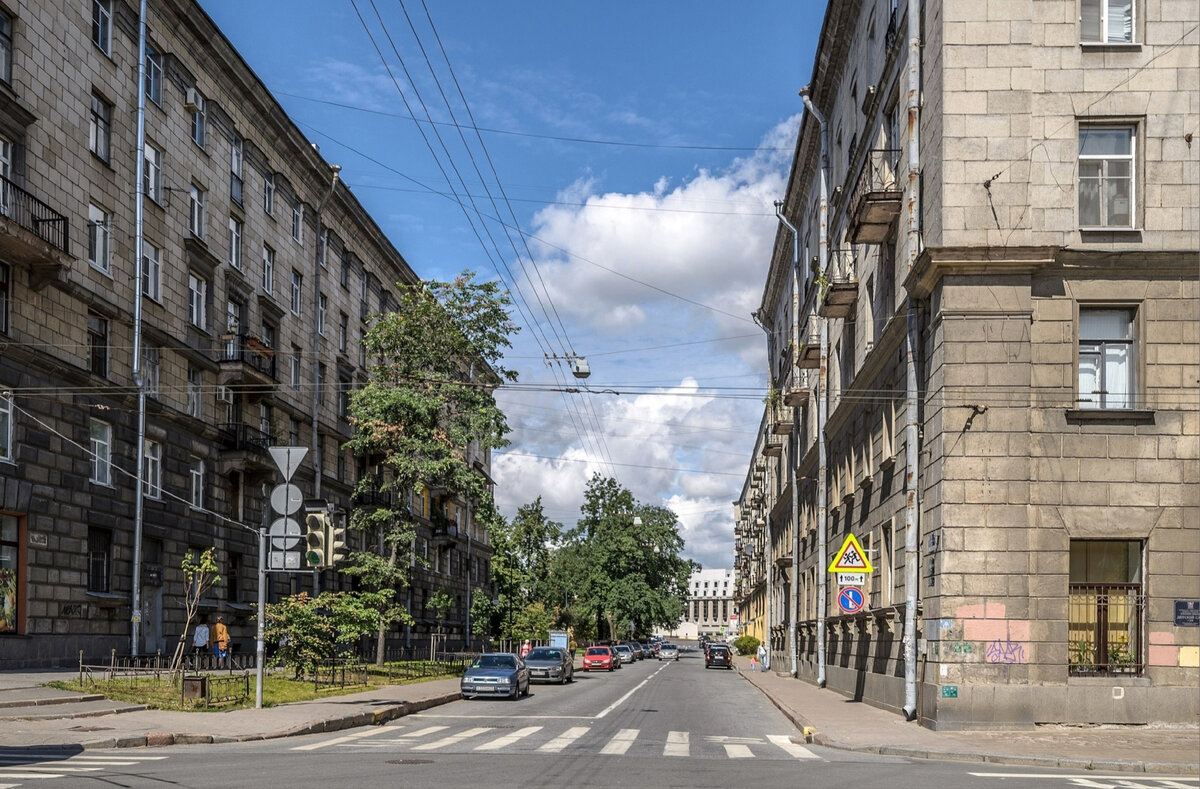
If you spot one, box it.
[290,270,302,315]
[143,143,162,203]
[291,201,303,244]
[1079,125,1135,229]
[258,403,272,439]
[1081,0,1133,43]
[190,89,206,148]
[228,216,242,268]
[0,393,11,462]
[225,299,240,357]
[263,172,275,215]
[290,345,301,387]
[1078,307,1135,409]
[230,135,243,205]
[89,93,111,162]
[261,244,275,294]
[143,440,162,499]
[90,418,111,484]
[87,204,110,274]
[145,42,163,103]
[91,0,111,54]
[142,241,161,301]
[188,273,207,328]
[189,183,206,238]
[0,133,11,215]
[187,366,202,419]
[318,293,327,335]
[190,456,204,509]
[142,345,160,398]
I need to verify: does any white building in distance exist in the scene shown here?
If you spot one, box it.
[672,568,738,642]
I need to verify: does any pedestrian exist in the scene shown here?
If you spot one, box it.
[756,641,767,672]
[192,619,210,655]
[212,615,230,667]
[520,639,532,659]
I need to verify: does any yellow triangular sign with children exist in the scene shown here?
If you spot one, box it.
[828,533,873,573]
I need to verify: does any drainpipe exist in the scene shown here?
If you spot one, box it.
[799,86,829,689]
[775,201,801,679]
[901,0,923,722]
[129,0,149,657]
[310,161,341,596]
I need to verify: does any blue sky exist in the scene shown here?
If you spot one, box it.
[199,0,823,569]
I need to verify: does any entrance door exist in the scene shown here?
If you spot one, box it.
[141,586,163,656]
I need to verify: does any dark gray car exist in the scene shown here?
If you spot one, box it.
[523,646,574,684]
[460,653,530,699]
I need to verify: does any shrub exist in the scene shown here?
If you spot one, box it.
[732,635,760,656]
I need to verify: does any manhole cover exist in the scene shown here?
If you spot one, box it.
[67,726,113,732]
[387,759,434,765]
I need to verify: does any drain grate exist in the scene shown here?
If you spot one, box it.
[387,759,434,765]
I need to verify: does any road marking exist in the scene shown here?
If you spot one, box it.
[291,725,400,751]
[474,726,543,751]
[968,776,1198,785]
[723,743,755,758]
[412,726,492,751]
[0,766,104,773]
[395,725,450,739]
[0,774,63,780]
[595,663,670,719]
[0,755,167,763]
[537,726,589,753]
[415,713,594,720]
[767,734,819,759]
[663,731,689,757]
[599,728,639,755]
[705,735,764,744]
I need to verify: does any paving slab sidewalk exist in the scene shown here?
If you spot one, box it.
[734,654,1199,776]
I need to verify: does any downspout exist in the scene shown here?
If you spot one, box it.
[799,86,828,689]
[902,0,923,722]
[129,0,149,657]
[775,200,801,679]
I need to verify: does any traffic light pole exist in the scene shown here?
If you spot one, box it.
[255,525,266,709]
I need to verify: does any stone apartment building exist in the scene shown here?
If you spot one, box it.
[734,0,1198,728]
[0,0,493,668]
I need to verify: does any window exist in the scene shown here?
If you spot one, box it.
[318,293,327,335]
[144,42,163,103]
[259,402,272,438]
[87,311,108,377]
[89,93,111,162]
[143,143,162,203]
[1069,540,1143,675]
[228,216,242,269]
[290,270,302,315]
[0,134,10,214]
[263,172,275,215]
[89,418,111,484]
[187,366,202,419]
[261,245,275,294]
[338,377,350,418]
[0,11,12,85]
[1079,126,1134,228]
[190,90,206,148]
[0,514,18,632]
[338,312,348,353]
[289,417,301,446]
[189,183,206,238]
[0,394,11,462]
[91,0,112,54]
[291,201,303,244]
[142,241,161,301]
[318,230,327,268]
[142,346,160,398]
[190,457,204,509]
[230,135,243,205]
[261,322,276,351]
[188,273,207,328]
[1078,307,1135,409]
[224,299,241,357]
[143,440,162,499]
[87,204,110,273]
[290,345,301,388]
[0,262,8,334]
[340,252,350,288]
[1081,0,1133,43]
[87,527,111,593]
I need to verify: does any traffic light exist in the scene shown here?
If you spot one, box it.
[329,516,348,566]
[305,511,330,568]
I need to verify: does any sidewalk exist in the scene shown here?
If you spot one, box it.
[734,654,1199,776]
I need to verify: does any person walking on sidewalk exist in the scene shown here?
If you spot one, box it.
[212,616,230,667]
[756,641,767,673]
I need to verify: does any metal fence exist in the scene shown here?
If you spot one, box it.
[1068,582,1145,675]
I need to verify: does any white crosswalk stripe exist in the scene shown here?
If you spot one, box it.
[663,730,690,757]
[474,726,543,751]
[412,727,492,751]
[537,726,589,753]
[0,753,170,786]
[723,743,755,758]
[599,728,638,755]
[767,734,820,759]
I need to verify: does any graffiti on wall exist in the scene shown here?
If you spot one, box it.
[985,639,1027,664]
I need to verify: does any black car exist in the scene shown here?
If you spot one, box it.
[524,646,574,684]
[704,644,733,669]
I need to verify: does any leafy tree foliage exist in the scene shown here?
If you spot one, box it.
[487,498,562,643]
[171,548,220,676]
[264,591,386,678]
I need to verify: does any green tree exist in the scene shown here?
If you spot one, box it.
[264,591,385,678]
[342,271,517,664]
[489,499,562,644]
[170,548,220,677]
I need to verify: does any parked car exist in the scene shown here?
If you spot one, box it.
[629,642,645,660]
[524,646,574,684]
[460,653,530,699]
[704,644,733,669]
[613,644,635,665]
[658,643,679,661]
[582,645,615,672]
[649,642,661,658]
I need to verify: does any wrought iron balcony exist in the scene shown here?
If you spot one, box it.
[849,149,903,244]
[818,248,858,319]
[0,174,71,288]
[216,423,275,476]
[218,334,277,389]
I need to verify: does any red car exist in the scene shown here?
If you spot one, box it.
[582,645,615,672]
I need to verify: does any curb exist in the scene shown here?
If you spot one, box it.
[78,692,462,750]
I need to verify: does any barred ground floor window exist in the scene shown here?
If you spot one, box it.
[1068,539,1144,675]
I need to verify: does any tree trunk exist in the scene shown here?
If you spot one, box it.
[375,538,399,666]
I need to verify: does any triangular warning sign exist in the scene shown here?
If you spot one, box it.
[828,533,873,573]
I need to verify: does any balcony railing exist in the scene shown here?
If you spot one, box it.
[818,248,858,318]
[1068,582,1144,676]
[217,423,273,454]
[219,334,277,380]
[849,148,903,244]
[0,174,70,253]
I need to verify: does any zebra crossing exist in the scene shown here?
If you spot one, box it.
[0,751,169,788]
[296,721,822,761]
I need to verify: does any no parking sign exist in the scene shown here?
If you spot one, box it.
[837,586,865,614]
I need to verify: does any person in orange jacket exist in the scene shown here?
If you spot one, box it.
[212,615,230,667]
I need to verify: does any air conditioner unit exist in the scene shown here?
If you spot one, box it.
[184,87,203,112]
[216,385,233,404]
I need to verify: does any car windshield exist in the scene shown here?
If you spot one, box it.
[472,654,516,669]
[526,648,562,661]
[586,647,609,656]
[616,646,632,653]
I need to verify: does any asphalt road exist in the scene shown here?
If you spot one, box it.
[2,650,1196,788]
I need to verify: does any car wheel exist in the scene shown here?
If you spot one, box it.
[522,681,530,697]
[608,665,613,672]
[567,670,573,683]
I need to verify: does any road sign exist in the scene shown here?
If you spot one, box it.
[837,573,866,586]
[270,484,304,516]
[267,446,308,482]
[828,533,873,573]
[837,586,865,614]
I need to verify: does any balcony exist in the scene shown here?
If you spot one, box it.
[351,489,393,509]
[0,175,71,289]
[797,322,821,369]
[216,423,275,476]
[848,149,903,244]
[769,403,793,435]
[218,334,278,392]
[761,442,782,458]
[818,248,858,319]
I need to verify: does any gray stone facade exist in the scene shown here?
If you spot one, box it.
[735,0,1198,728]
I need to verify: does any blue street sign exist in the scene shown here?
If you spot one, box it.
[837,586,865,614]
